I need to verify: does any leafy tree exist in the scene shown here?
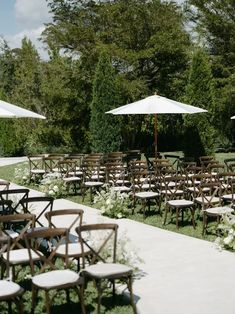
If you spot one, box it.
[90,51,121,153]
[44,0,191,151]
[185,0,235,146]
[183,48,216,159]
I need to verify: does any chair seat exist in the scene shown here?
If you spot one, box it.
[0,280,23,298]
[113,186,131,193]
[135,191,159,199]
[83,263,132,279]
[3,248,42,264]
[85,181,104,187]
[63,176,81,182]
[205,206,234,215]
[167,199,194,207]
[222,194,235,201]
[32,269,80,289]
[56,242,90,257]
[31,169,45,174]
[194,196,220,204]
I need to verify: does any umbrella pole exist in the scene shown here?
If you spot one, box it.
[154,114,158,159]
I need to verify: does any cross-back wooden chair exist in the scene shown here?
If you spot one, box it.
[224,158,235,172]
[195,181,233,234]
[45,209,90,271]
[219,172,235,206]
[130,162,160,217]
[106,163,131,193]
[44,155,64,174]
[0,188,29,214]
[199,155,217,171]
[58,159,82,195]
[27,154,45,182]
[76,223,137,314]
[20,196,54,228]
[162,175,195,228]
[81,160,105,203]
[0,234,24,314]
[0,213,42,281]
[25,228,85,314]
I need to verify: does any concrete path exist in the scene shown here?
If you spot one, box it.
[1,159,235,314]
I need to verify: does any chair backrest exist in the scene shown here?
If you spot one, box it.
[0,213,35,249]
[28,155,45,171]
[20,196,54,227]
[25,228,69,274]
[106,163,128,186]
[45,208,83,233]
[0,188,29,214]
[224,158,235,172]
[44,156,64,173]
[58,159,79,178]
[197,181,222,209]
[162,175,185,200]
[130,163,154,191]
[76,223,118,267]
[82,159,104,181]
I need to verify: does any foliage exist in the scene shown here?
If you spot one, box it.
[215,213,235,251]
[14,162,30,185]
[94,186,130,219]
[186,0,235,147]
[90,51,121,153]
[44,0,191,152]
[39,172,64,198]
[183,48,216,159]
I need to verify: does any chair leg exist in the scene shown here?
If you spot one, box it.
[75,285,86,314]
[31,285,36,314]
[66,289,70,304]
[176,208,179,229]
[8,300,12,314]
[202,212,207,235]
[127,276,137,314]
[163,204,168,225]
[190,207,196,229]
[45,291,50,314]
[16,296,24,314]
[96,280,102,314]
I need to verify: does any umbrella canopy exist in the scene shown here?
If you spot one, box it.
[0,99,46,119]
[106,94,207,157]
[231,116,235,120]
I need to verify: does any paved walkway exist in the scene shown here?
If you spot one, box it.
[1,158,235,314]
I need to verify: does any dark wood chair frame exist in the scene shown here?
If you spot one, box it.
[25,228,85,314]
[76,223,137,314]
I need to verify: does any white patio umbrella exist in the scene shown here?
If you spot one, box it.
[106,94,207,158]
[0,99,46,119]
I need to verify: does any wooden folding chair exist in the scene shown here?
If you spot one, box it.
[76,223,137,314]
[0,234,24,314]
[25,228,85,314]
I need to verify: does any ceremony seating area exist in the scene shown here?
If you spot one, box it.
[0,153,235,313]
[27,152,235,233]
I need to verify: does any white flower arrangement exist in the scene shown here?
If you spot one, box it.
[14,163,30,185]
[39,172,64,198]
[215,213,235,251]
[94,186,130,219]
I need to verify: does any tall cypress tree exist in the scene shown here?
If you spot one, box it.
[183,48,216,159]
[90,52,121,153]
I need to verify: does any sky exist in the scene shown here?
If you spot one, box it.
[0,0,185,59]
[0,0,52,58]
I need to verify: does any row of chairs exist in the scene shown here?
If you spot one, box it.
[0,206,137,314]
